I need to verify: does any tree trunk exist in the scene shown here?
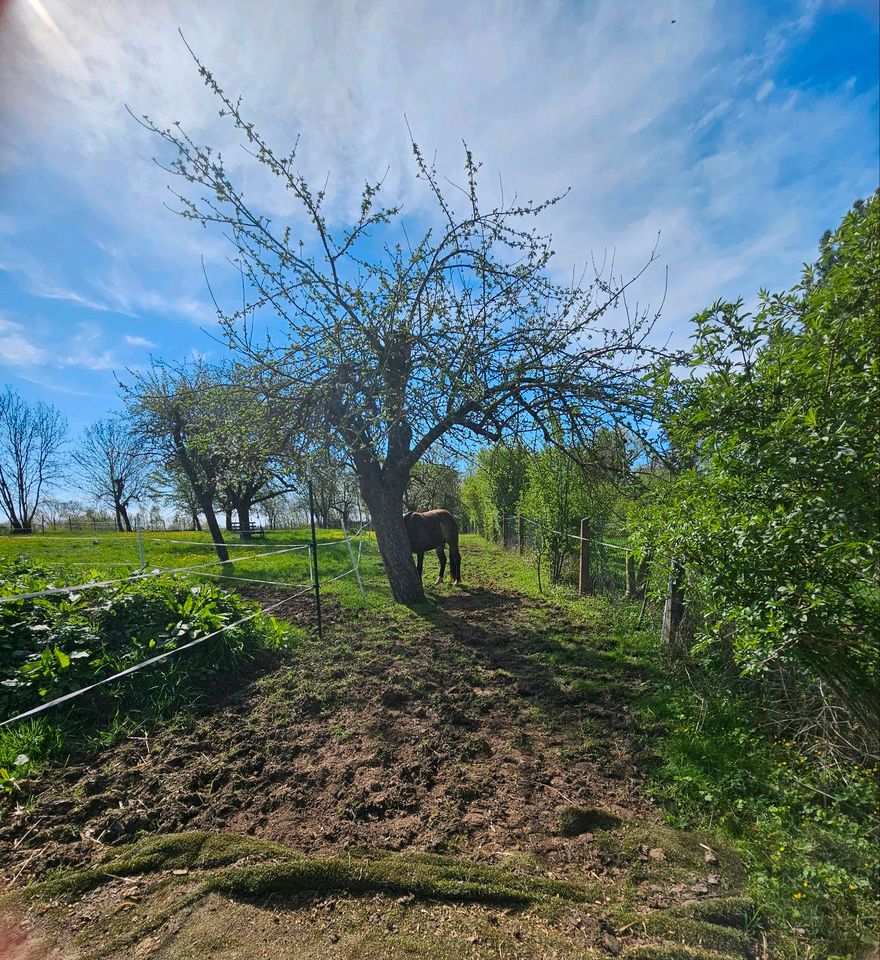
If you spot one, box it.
[174,448,227,562]
[119,502,133,533]
[625,552,637,598]
[635,550,653,599]
[359,471,424,604]
[203,508,229,562]
[192,511,202,531]
[237,501,252,541]
[225,508,233,531]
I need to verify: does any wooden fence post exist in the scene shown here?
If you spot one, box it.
[578,518,592,596]
[518,515,525,555]
[625,552,637,598]
[661,559,686,649]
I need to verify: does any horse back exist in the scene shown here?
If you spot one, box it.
[404,509,459,551]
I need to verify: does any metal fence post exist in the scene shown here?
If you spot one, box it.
[136,519,145,570]
[308,477,323,641]
[578,518,592,596]
[518,515,525,555]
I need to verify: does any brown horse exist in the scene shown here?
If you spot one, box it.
[403,509,461,584]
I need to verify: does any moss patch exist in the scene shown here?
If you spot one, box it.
[640,914,751,957]
[30,831,593,908]
[557,805,623,836]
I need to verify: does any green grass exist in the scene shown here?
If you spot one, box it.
[0,527,378,608]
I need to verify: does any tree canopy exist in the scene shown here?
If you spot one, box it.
[135,49,663,600]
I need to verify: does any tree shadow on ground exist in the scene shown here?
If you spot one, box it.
[403,582,649,770]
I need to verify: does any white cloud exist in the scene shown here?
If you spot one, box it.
[0,318,47,366]
[123,334,156,348]
[756,79,775,102]
[0,0,876,352]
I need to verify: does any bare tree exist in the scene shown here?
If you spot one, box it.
[136,49,664,601]
[0,387,67,532]
[72,416,150,532]
[123,362,231,560]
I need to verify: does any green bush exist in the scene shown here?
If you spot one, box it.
[0,559,290,787]
[635,193,879,731]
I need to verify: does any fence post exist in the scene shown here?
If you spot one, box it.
[518,515,525,555]
[136,519,145,571]
[625,551,637,599]
[661,559,686,648]
[578,518,591,596]
[341,518,366,602]
[308,477,323,641]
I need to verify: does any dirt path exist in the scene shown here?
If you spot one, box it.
[0,564,763,958]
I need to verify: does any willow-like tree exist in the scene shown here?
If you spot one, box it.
[136,51,662,602]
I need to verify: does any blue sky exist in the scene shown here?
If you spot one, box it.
[0,0,877,455]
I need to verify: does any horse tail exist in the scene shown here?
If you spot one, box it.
[441,512,461,582]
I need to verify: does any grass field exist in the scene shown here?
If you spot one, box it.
[0,528,382,610]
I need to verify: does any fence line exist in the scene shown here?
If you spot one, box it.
[0,585,313,728]
[501,514,630,551]
[0,544,312,605]
[1,523,372,729]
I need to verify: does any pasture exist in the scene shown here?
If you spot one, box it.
[0,529,375,609]
[2,535,867,959]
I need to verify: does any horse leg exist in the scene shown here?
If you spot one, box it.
[436,547,447,583]
[450,545,462,584]
[416,552,424,578]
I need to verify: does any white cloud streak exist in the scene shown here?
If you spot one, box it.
[0,0,876,349]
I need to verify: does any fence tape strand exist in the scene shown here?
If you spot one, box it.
[0,586,313,728]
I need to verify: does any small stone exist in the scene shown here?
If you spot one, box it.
[648,848,666,861]
[703,848,719,864]
[602,932,621,955]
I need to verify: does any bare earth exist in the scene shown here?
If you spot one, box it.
[0,575,763,959]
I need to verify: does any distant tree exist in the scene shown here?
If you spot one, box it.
[461,464,493,537]
[150,463,203,531]
[72,416,150,532]
[124,361,302,554]
[124,363,232,560]
[0,387,67,532]
[519,442,592,583]
[211,366,302,538]
[483,444,530,545]
[405,460,465,525]
[36,497,84,529]
[138,53,662,600]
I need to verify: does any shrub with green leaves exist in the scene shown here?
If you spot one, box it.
[0,559,290,787]
[635,193,879,731]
